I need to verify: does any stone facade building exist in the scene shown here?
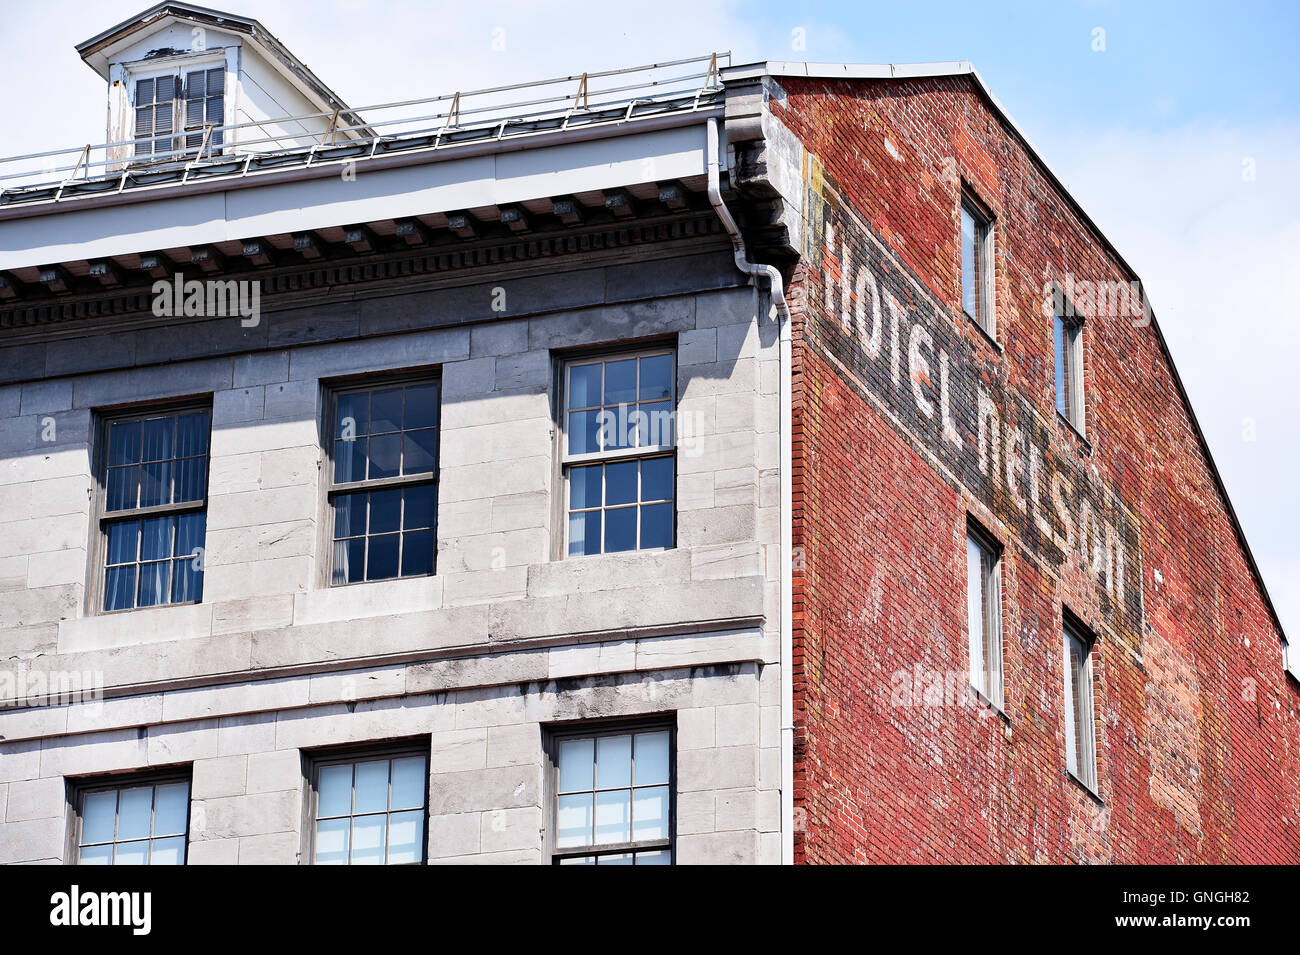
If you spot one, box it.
[0,3,1295,865]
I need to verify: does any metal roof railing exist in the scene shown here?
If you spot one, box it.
[0,53,729,209]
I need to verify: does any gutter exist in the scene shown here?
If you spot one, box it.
[705,117,795,865]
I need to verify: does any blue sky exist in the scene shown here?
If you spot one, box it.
[6,0,1299,639]
[765,0,1300,129]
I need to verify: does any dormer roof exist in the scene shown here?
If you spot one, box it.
[76,1,363,131]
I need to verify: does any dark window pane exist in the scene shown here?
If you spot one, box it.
[109,421,141,466]
[106,521,138,566]
[337,392,369,439]
[641,457,673,503]
[567,410,600,455]
[137,561,171,608]
[172,557,203,603]
[639,354,673,401]
[106,466,137,512]
[141,417,173,462]
[139,461,171,507]
[174,457,206,503]
[569,464,601,510]
[186,70,206,99]
[136,78,154,103]
[605,507,636,553]
[404,384,439,430]
[135,106,153,148]
[604,358,637,405]
[369,488,401,534]
[605,460,636,506]
[568,510,601,556]
[334,435,366,484]
[403,429,437,475]
[333,492,366,539]
[208,67,224,92]
[157,76,175,103]
[569,363,602,410]
[370,388,403,434]
[333,538,364,585]
[400,530,434,577]
[105,566,137,612]
[640,503,673,549]
[637,401,673,447]
[206,96,223,124]
[176,512,206,561]
[140,516,173,561]
[175,412,209,458]
[403,485,436,530]
[367,534,399,581]
[367,434,400,479]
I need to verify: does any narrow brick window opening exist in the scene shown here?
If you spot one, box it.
[966,524,1003,709]
[960,194,995,337]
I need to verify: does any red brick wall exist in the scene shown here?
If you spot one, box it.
[776,75,1300,863]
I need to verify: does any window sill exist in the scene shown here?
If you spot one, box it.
[968,684,1010,724]
[962,311,1003,354]
[562,545,676,562]
[1067,770,1104,806]
[1055,411,1092,455]
[95,598,202,617]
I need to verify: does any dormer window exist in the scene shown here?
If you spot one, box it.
[132,66,225,159]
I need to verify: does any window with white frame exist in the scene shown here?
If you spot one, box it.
[74,772,191,865]
[1054,304,1085,433]
[966,523,1003,708]
[307,746,429,865]
[1063,615,1097,791]
[562,349,676,557]
[960,192,995,336]
[96,403,211,612]
[132,65,225,159]
[550,722,673,864]
[326,375,439,585]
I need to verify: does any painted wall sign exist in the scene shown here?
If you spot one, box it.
[801,170,1144,640]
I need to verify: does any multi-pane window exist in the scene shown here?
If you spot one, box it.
[97,406,210,612]
[551,723,673,864]
[132,67,224,159]
[183,67,226,152]
[75,774,190,865]
[1054,307,1085,432]
[966,525,1003,708]
[308,749,428,865]
[960,194,994,336]
[327,378,439,585]
[563,350,676,557]
[1063,617,1097,791]
[132,75,176,158]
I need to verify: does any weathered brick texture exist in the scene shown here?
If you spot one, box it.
[777,75,1300,863]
